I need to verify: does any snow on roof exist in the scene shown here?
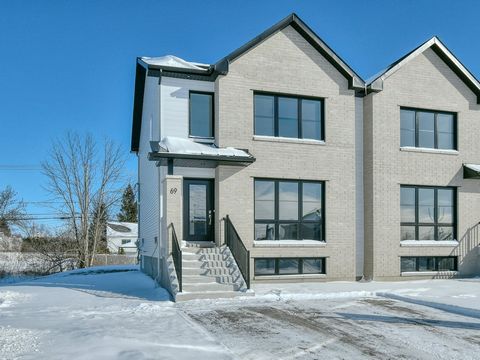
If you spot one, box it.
[158,137,252,158]
[107,222,138,237]
[140,55,210,71]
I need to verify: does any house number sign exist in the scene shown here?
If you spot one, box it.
[170,188,177,194]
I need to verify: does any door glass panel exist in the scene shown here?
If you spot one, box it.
[418,112,435,148]
[189,184,207,236]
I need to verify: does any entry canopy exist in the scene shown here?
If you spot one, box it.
[148,136,255,168]
[463,164,480,179]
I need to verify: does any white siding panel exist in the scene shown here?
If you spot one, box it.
[161,77,214,138]
[138,75,161,258]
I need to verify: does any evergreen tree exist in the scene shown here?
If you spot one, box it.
[117,184,137,222]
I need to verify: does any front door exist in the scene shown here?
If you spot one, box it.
[184,179,214,241]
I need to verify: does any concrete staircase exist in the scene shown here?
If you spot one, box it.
[173,242,253,301]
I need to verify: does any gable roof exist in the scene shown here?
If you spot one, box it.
[214,13,365,90]
[367,36,480,104]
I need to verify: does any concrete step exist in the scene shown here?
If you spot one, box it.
[182,249,225,256]
[182,274,237,284]
[182,282,240,292]
[182,267,210,276]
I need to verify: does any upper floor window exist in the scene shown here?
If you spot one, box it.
[254,93,324,141]
[400,185,456,241]
[400,108,456,150]
[254,179,324,241]
[189,92,214,138]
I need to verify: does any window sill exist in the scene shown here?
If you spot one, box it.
[400,147,458,155]
[253,240,326,247]
[254,273,327,280]
[400,240,459,247]
[253,135,325,146]
[401,271,458,277]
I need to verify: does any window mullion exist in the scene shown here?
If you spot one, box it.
[415,110,419,147]
[275,181,279,240]
[298,99,302,139]
[434,113,438,149]
[274,96,279,137]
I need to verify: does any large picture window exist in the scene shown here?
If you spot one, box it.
[400,186,456,241]
[189,91,214,138]
[254,179,324,241]
[400,108,456,150]
[254,93,324,141]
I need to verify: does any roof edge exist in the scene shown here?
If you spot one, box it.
[366,37,480,103]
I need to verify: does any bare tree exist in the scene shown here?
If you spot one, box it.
[42,132,125,267]
[0,186,26,236]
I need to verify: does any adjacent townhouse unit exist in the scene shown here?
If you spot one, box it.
[106,222,138,255]
[363,37,480,280]
[131,13,480,300]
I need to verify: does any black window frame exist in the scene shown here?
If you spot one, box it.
[189,91,215,139]
[254,257,326,276]
[400,256,458,272]
[254,91,325,141]
[400,107,457,150]
[400,185,457,241]
[254,179,325,241]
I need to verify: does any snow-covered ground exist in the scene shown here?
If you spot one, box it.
[1,266,479,359]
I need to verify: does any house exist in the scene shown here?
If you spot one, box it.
[106,222,138,255]
[363,37,480,280]
[131,13,480,300]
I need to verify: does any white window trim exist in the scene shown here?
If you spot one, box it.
[400,147,458,155]
[400,240,459,247]
[253,240,326,248]
[254,273,327,280]
[253,135,325,146]
[401,271,458,277]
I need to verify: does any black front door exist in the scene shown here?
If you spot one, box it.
[184,179,214,241]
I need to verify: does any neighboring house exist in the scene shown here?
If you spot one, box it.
[131,13,480,300]
[106,222,138,255]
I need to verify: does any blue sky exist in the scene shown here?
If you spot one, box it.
[1,0,479,228]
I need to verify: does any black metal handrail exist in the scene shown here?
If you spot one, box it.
[171,223,182,292]
[224,215,250,289]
